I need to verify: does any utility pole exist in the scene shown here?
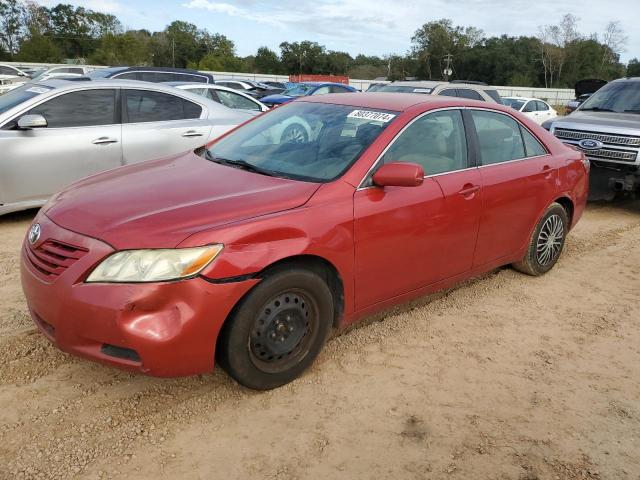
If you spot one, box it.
[172,38,175,68]
[443,53,453,81]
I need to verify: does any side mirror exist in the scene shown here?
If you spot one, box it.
[373,162,424,188]
[18,114,48,129]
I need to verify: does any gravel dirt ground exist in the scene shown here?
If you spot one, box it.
[1,201,639,480]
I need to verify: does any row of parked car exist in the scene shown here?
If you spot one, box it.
[0,64,574,216]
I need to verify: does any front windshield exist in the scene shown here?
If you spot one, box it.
[579,81,640,113]
[502,98,526,110]
[282,84,313,97]
[0,84,51,115]
[207,102,398,182]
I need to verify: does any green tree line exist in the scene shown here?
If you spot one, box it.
[0,0,637,87]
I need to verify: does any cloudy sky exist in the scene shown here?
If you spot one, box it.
[39,0,638,62]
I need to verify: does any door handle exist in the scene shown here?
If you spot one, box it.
[458,184,480,197]
[542,165,553,179]
[182,130,204,138]
[92,137,118,145]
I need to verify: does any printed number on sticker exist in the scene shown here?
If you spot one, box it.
[347,110,396,123]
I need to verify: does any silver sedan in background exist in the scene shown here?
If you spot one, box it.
[0,80,253,215]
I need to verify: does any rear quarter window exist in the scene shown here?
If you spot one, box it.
[483,89,503,103]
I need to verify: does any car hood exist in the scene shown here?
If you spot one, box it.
[554,110,640,131]
[46,151,321,249]
[260,94,294,104]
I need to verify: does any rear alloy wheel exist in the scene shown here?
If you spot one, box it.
[513,202,569,276]
[280,123,308,144]
[216,268,333,390]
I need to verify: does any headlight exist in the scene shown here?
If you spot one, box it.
[86,245,223,283]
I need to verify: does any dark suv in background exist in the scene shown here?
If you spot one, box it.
[83,66,214,83]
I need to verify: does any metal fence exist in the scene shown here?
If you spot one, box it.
[1,62,576,104]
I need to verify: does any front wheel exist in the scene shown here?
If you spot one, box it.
[513,202,569,276]
[216,268,334,390]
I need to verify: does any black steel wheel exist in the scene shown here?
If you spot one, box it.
[216,267,333,390]
[248,289,318,374]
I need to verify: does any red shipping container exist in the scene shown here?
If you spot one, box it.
[289,74,349,85]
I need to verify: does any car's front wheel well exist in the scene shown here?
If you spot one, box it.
[257,255,344,328]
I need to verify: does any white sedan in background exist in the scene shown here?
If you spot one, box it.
[502,97,557,125]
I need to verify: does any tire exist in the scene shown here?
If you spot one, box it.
[216,267,334,390]
[280,123,308,144]
[513,202,569,276]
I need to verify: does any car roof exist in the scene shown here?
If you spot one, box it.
[102,66,206,74]
[34,79,217,102]
[387,80,499,91]
[298,92,480,111]
[386,81,442,88]
[504,97,549,102]
[169,81,263,96]
[297,82,351,87]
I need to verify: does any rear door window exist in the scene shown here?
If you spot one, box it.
[311,86,331,95]
[330,85,350,93]
[470,110,526,165]
[26,89,117,128]
[483,89,503,103]
[535,100,549,111]
[216,90,261,111]
[0,66,17,75]
[139,72,174,83]
[439,88,458,97]
[178,73,207,83]
[115,72,140,80]
[124,90,202,123]
[457,88,484,101]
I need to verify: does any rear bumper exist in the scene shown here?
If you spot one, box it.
[20,215,258,377]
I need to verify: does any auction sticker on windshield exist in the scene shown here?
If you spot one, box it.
[347,110,396,123]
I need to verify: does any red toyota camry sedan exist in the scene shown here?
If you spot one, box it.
[21,93,588,389]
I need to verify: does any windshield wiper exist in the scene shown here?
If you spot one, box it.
[205,151,278,177]
[623,109,640,113]
[580,107,616,112]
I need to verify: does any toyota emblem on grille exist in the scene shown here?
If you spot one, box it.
[578,138,604,150]
[28,223,41,245]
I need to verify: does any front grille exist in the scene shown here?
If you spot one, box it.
[577,147,638,162]
[554,128,640,147]
[26,239,88,278]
